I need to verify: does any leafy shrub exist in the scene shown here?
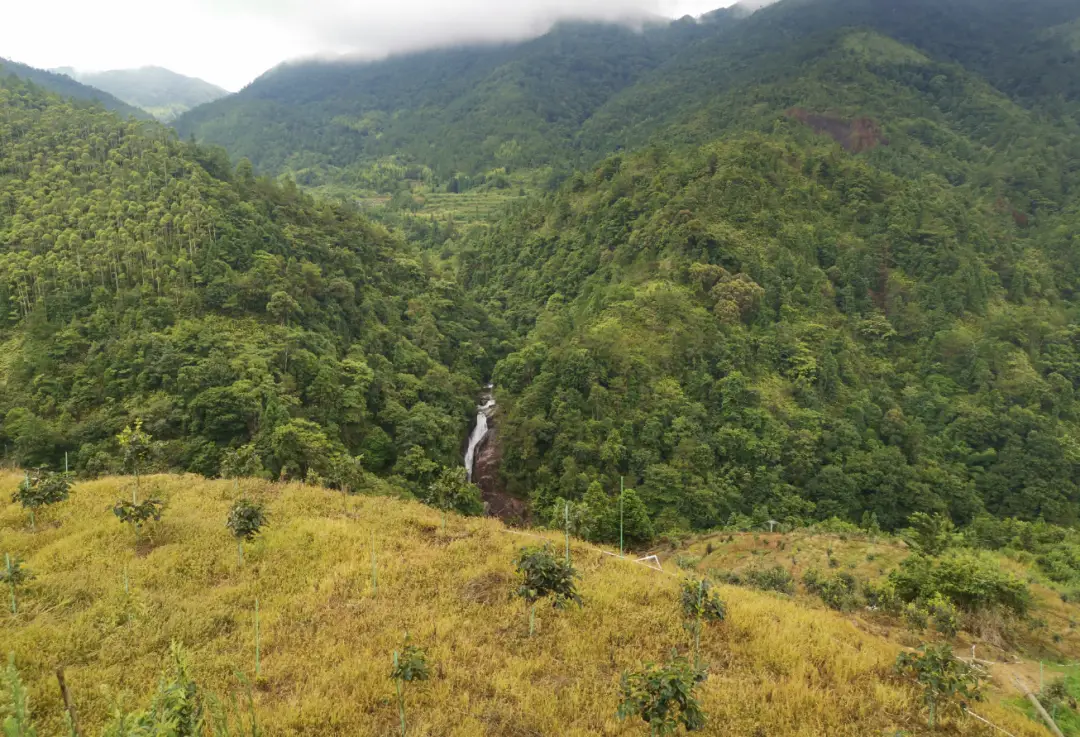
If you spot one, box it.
[514,545,581,635]
[1060,588,1080,604]
[425,466,484,518]
[675,555,702,571]
[889,552,1031,615]
[803,569,860,611]
[227,499,268,542]
[863,580,902,614]
[220,444,267,479]
[713,565,796,595]
[895,644,982,728]
[514,545,582,608]
[390,636,430,737]
[102,642,204,736]
[904,512,956,556]
[227,498,268,566]
[680,578,726,624]
[903,602,929,631]
[744,565,796,595]
[117,419,155,500]
[2,555,32,614]
[12,469,72,529]
[1037,678,1077,713]
[1037,544,1080,585]
[680,578,726,667]
[926,593,960,639]
[113,498,164,536]
[618,653,706,735]
[1,653,36,736]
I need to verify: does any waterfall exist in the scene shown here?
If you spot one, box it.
[464,387,495,482]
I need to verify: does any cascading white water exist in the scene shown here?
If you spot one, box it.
[464,388,495,482]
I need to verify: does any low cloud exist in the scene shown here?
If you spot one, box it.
[5,0,735,91]
[201,0,709,63]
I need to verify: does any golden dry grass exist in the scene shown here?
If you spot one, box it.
[0,473,1047,735]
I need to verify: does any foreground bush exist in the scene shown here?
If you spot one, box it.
[895,643,982,728]
[618,653,706,736]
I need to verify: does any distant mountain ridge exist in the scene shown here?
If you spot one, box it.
[0,57,148,118]
[172,19,730,183]
[173,0,1080,189]
[55,66,229,121]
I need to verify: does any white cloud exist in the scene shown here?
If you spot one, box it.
[2,0,738,92]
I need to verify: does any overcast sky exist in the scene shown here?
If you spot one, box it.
[2,0,736,92]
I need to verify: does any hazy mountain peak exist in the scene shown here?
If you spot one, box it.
[730,0,781,17]
[55,65,229,121]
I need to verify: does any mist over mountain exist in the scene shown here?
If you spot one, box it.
[55,65,229,121]
[0,56,148,118]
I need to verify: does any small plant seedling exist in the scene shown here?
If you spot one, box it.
[513,545,582,636]
[117,418,153,503]
[390,636,430,737]
[101,642,211,735]
[12,468,72,531]
[895,643,982,728]
[618,651,707,736]
[113,498,164,540]
[680,578,726,668]
[2,653,35,734]
[227,499,268,566]
[2,553,32,614]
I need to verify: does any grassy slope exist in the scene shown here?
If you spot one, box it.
[0,473,1047,736]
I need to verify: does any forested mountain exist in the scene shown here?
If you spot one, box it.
[455,11,1080,534]
[0,57,148,119]
[172,19,729,186]
[5,0,1080,539]
[173,0,1079,195]
[577,0,1080,158]
[55,66,229,121]
[0,74,500,485]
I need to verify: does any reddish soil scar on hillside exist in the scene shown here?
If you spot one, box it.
[787,108,888,153]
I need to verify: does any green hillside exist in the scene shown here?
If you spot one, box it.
[172,0,1079,201]
[62,66,229,121]
[7,0,1080,734]
[172,19,725,185]
[578,0,1080,160]
[459,25,1080,535]
[5,0,1080,546]
[0,73,499,488]
[0,58,148,119]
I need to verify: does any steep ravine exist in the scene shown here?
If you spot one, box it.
[464,387,528,524]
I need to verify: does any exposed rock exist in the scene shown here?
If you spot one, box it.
[472,415,529,525]
[786,108,888,153]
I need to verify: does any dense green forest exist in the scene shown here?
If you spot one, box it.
[0,74,502,487]
[455,22,1080,533]
[54,66,229,121]
[173,0,1080,199]
[172,19,731,187]
[5,0,1080,539]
